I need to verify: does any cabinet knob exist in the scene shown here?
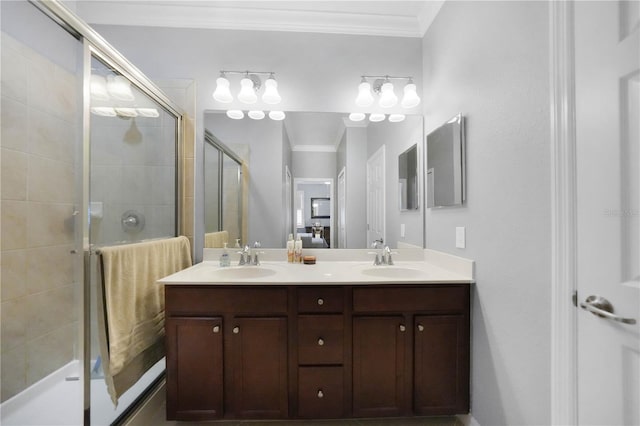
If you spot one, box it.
[233,326,240,334]
[317,389,324,399]
[213,325,220,333]
[317,298,324,306]
[417,324,424,332]
[317,338,325,346]
[399,324,406,332]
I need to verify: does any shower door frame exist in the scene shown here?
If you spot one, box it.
[28,1,185,424]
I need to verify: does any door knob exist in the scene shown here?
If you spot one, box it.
[580,295,636,325]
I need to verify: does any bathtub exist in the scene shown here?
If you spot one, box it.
[1,359,165,426]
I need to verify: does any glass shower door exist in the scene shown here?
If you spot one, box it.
[88,55,178,425]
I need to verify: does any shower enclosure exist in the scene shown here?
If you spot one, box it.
[0,1,184,425]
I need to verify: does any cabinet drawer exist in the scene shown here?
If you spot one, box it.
[298,287,344,313]
[166,286,288,315]
[353,286,468,313]
[298,315,344,365]
[298,367,344,418]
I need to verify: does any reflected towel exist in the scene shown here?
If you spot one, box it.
[97,236,192,405]
[204,230,229,248]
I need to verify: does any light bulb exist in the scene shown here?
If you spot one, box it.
[269,111,286,121]
[90,107,116,117]
[262,77,281,104]
[213,76,233,103]
[349,112,366,122]
[90,75,109,101]
[248,110,265,120]
[369,113,385,122]
[237,77,257,104]
[355,81,374,107]
[106,75,134,101]
[226,110,244,120]
[378,82,397,108]
[388,114,405,123]
[401,83,421,108]
[114,107,138,118]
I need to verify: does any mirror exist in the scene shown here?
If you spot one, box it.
[311,197,330,218]
[203,111,424,248]
[398,144,419,211]
[426,113,465,208]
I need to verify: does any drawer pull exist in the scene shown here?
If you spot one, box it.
[317,389,324,398]
[233,326,240,334]
[317,338,325,346]
[213,325,220,333]
[317,298,324,306]
[399,324,406,332]
[417,324,424,332]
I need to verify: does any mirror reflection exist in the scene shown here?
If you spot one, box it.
[399,144,419,211]
[204,111,424,249]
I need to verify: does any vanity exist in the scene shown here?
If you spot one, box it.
[159,250,473,421]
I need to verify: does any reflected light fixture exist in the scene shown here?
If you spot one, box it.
[348,112,366,122]
[388,114,406,123]
[248,110,265,120]
[269,111,286,121]
[213,70,281,106]
[90,75,109,101]
[369,113,385,122]
[136,108,160,118]
[90,106,116,117]
[107,75,134,101]
[355,74,420,111]
[227,110,244,120]
[114,107,138,118]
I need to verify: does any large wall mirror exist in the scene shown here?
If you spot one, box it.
[203,111,424,249]
[398,144,419,211]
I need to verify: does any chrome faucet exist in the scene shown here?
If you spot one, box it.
[371,239,384,265]
[252,241,262,265]
[237,245,250,265]
[383,246,394,266]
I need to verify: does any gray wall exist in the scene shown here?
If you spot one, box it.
[291,151,336,179]
[422,2,551,425]
[343,126,368,249]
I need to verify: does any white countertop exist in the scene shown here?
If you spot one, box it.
[159,249,474,285]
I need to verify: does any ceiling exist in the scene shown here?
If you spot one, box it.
[73,0,445,38]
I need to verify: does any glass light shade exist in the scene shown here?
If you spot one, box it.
[90,75,109,101]
[114,107,138,118]
[378,82,397,108]
[369,113,385,122]
[355,81,374,107]
[348,112,366,122]
[213,77,233,103]
[136,108,160,118]
[262,78,281,104]
[388,114,406,123]
[401,83,421,108]
[106,75,135,101]
[90,107,116,117]
[248,110,265,120]
[226,110,244,120]
[237,77,257,104]
[269,110,286,121]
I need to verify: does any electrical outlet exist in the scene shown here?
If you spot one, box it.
[456,227,466,248]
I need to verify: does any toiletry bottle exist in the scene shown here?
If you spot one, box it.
[220,242,230,267]
[287,233,294,263]
[294,235,303,263]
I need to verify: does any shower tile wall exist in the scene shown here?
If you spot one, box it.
[0,33,79,401]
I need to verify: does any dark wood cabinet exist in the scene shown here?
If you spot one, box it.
[165,283,469,421]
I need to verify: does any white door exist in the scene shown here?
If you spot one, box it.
[338,168,347,248]
[575,1,640,424]
[285,166,292,238]
[366,146,385,246]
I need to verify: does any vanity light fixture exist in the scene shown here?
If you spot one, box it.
[136,108,160,118]
[355,75,420,110]
[269,110,286,121]
[213,70,282,105]
[114,107,138,118]
[248,110,265,120]
[369,113,385,122]
[388,114,406,123]
[348,112,366,122]
[90,106,116,117]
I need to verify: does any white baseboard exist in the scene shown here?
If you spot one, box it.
[457,413,481,426]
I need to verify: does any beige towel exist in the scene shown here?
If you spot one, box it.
[204,230,229,248]
[97,236,192,405]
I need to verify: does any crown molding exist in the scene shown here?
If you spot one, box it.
[417,1,445,36]
[76,1,425,38]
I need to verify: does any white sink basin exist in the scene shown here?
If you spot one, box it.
[360,267,426,279]
[214,267,277,279]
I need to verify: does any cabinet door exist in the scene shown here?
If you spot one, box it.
[166,317,223,420]
[414,315,469,415]
[229,317,288,418]
[352,316,408,417]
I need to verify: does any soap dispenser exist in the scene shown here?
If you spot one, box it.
[294,235,303,263]
[219,242,230,267]
[287,233,294,263]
